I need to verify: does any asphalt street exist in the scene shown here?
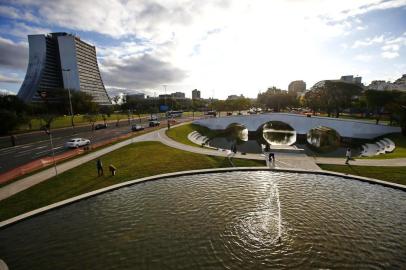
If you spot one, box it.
[0,116,196,174]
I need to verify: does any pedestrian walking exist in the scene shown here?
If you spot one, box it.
[10,135,16,147]
[97,158,104,176]
[345,148,351,164]
[232,143,237,154]
[269,152,275,164]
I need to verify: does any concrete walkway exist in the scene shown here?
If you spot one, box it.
[313,156,406,166]
[156,128,321,171]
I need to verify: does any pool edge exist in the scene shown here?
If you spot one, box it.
[1,167,405,229]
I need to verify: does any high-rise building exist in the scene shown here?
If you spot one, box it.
[340,75,362,85]
[192,89,201,100]
[367,74,406,91]
[288,80,306,94]
[18,32,111,105]
[171,92,186,99]
[227,94,244,100]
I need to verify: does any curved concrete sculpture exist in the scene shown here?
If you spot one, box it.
[193,113,401,139]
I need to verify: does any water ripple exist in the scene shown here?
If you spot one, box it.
[0,171,405,269]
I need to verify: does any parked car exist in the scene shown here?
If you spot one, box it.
[95,123,108,130]
[132,124,145,131]
[65,138,90,148]
[149,120,160,127]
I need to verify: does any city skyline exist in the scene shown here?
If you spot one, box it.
[0,0,405,99]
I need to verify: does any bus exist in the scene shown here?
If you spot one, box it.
[166,110,183,118]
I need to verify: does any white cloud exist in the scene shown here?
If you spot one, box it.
[379,32,406,59]
[0,37,28,70]
[355,54,373,62]
[0,22,51,38]
[0,89,17,95]
[352,35,385,48]
[381,51,399,59]
[2,0,406,97]
[0,5,39,23]
[0,74,23,83]
[356,25,367,30]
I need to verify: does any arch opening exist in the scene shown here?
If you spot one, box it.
[306,126,341,152]
[225,123,249,142]
[261,121,296,146]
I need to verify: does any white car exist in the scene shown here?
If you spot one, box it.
[65,138,90,148]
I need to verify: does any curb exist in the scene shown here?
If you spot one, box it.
[1,167,404,229]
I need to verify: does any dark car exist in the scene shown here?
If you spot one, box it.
[131,124,144,131]
[95,123,107,130]
[149,120,160,127]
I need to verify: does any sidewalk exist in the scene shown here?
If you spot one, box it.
[313,157,406,166]
[157,128,321,171]
[0,131,159,201]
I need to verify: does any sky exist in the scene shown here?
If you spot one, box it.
[0,0,405,99]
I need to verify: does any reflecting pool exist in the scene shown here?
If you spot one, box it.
[1,171,405,269]
[262,121,296,146]
[306,126,341,152]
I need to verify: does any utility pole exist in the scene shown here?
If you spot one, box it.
[162,84,167,119]
[38,90,58,176]
[62,68,75,133]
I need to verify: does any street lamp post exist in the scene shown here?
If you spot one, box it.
[38,90,58,176]
[62,68,75,132]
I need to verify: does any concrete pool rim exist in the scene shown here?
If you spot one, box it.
[1,167,405,229]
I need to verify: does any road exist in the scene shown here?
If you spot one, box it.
[0,116,198,174]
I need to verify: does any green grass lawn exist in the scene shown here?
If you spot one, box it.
[360,133,406,159]
[166,123,221,147]
[319,164,406,185]
[0,141,264,222]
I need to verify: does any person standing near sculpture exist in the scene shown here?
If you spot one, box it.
[97,158,104,176]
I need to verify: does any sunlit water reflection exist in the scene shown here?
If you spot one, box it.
[0,171,405,269]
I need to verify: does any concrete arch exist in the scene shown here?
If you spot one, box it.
[260,121,297,145]
[306,126,341,150]
[225,123,248,142]
[226,122,247,130]
[194,113,401,139]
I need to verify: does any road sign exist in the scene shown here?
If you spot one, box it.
[159,105,169,112]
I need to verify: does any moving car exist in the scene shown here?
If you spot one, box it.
[149,114,158,121]
[95,123,108,130]
[149,120,160,127]
[131,124,144,131]
[65,138,90,148]
[166,110,183,118]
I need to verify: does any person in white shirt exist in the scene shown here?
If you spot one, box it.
[345,148,352,164]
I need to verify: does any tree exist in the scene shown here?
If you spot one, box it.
[100,106,113,125]
[0,94,28,135]
[83,114,98,130]
[303,81,362,118]
[364,90,395,124]
[257,87,298,112]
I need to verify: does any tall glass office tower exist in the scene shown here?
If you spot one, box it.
[18,32,111,105]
